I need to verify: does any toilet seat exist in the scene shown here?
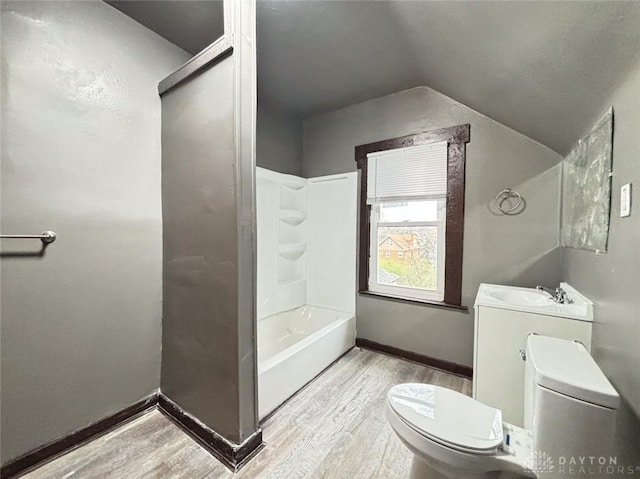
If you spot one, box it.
[387,384,504,455]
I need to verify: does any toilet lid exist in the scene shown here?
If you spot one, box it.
[387,384,503,452]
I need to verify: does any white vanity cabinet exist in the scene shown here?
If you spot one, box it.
[473,283,593,427]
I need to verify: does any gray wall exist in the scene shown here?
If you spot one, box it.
[561,59,640,462]
[160,16,259,441]
[257,100,303,176]
[161,55,241,441]
[303,86,563,367]
[0,0,189,464]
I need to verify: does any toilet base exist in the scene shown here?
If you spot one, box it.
[410,456,448,479]
[410,456,528,479]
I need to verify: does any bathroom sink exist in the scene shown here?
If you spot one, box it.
[475,283,593,321]
[484,288,553,307]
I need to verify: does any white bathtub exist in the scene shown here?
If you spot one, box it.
[257,305,356,419]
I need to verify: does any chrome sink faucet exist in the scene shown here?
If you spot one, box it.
[536,285,569,304]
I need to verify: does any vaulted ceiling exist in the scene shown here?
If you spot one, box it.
[105,0,640,155]
[257,1,640,154]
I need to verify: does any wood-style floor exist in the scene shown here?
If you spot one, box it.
[22,348,471,479]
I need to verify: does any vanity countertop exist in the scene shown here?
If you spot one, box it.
[474,283,593,322]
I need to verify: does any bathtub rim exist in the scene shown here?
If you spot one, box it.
[257,304,354,374]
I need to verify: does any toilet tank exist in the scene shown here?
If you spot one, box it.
[524,335,619,468]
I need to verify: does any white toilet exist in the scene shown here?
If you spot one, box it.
[386,335,620,479]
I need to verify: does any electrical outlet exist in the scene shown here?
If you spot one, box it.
[620,183,631,217]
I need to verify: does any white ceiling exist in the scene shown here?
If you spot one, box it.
[257,1,640,154]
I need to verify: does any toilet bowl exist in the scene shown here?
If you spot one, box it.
[386,384,533,479]
[386,335,620,479]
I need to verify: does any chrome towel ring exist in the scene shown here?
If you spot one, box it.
[495,188,523,214]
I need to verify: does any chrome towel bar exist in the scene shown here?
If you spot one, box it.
[0,231,57,244]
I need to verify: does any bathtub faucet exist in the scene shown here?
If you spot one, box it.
[536,285,568,304]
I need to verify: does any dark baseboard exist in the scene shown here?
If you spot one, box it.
[2,392,264,478]
[356,338,473,379]
[0,394,159,479]
[157,394,263,472]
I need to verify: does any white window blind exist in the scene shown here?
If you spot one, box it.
[367,141,448,204]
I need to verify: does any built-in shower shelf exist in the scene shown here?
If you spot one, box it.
[280,181,307,211]
[278,243,307,260]
[279,210,307,226]
[282,180,305,191]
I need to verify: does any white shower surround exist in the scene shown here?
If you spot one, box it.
[256,167,357,419]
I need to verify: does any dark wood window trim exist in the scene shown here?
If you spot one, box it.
[355,123,470,307]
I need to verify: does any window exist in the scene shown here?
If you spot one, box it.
[355,124,470,307]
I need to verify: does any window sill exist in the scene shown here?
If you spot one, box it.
[358,290,468,311]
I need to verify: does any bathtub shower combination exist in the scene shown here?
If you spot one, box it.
[256,167,358,419]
